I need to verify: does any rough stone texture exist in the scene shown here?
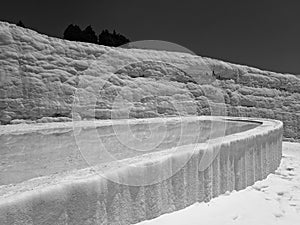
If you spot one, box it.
[0,21,299,140]
[0,117,283,225]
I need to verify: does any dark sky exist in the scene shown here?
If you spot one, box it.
[1,0,300,74]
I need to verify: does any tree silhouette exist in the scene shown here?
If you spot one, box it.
[82,25,98,44]
[63,24,130,46]
[98,29,113,46]
[98,29,130,47]
[63,24,83,42]
[16,21,26,28]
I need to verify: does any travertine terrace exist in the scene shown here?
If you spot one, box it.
[0,21,299,139]
[0,116,282,224]
[0,21,286,224]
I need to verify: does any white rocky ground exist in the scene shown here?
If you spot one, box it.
[137,142,300,225]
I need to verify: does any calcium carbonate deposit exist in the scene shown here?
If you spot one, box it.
[0,116,283,224]
[0,21,299,140]
[137,142,300,225]
[0,21,297,225]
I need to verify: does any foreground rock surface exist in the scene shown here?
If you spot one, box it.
[0,117,282,225]
[0,21,299,139]
[137,142,300,225]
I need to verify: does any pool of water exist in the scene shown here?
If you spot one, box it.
[0,117,260,185]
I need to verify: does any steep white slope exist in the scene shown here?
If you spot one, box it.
[0,21,299,139]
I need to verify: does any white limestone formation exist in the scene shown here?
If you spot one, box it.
[0,21,287,224]
[0,21,299,140]
[0,116,282,225]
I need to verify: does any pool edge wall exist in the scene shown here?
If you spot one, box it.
[0,117,283,225]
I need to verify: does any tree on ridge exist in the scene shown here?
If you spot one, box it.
[63,24,130,46]
[16,21,26,28]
